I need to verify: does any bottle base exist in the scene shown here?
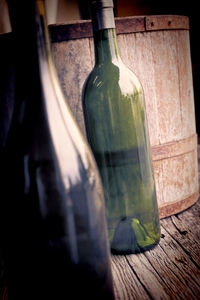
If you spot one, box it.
[111,238,160,255]
[109,216,160,255]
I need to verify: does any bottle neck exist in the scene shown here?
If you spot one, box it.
[90,3,119,64]
[93,28,119,64]
[89,1,119,64]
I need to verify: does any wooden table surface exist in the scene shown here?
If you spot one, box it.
[111,146,200,299]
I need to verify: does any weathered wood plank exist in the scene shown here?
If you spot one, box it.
[111,255,150,299]
[153,160,164,212]
[88,37,95,70]
[124,245,171,299]
[158,224,200,298]
[132,31,159,147]
[52,38,92,135]
[176,30,196,139]
[111,217,200,300]
[149,30,182,144]
[161,215,200,269]
[171,198,200,241]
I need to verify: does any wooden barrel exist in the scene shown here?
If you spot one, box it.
[50,15,199,218]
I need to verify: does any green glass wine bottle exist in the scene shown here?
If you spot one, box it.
[82,0,160,254]
[1,0,114,299]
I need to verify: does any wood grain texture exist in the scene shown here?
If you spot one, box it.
[51,16,199,217]
[52,38,93,135]
[149,30,182,144]
[111,255,149,299]
[155,150,198,206]
[176,30,196,138]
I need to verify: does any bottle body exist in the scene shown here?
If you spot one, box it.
[1,1,114,298]
[83,29,160,254]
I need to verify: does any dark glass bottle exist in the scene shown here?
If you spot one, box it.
[1,0,114,299]
[82,0,160,254]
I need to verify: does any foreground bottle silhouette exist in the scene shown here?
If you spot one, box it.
[82,0,160,254]
[1,0,114,299]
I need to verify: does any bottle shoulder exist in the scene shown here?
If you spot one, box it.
[84,59,143,98]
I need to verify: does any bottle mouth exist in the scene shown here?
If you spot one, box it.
[90,0,114,9]
[89,0,115,32]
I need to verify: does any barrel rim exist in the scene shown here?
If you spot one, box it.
[48,15,189,43]
[159,190,199,219]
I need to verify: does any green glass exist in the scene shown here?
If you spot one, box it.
[82,1,160,254]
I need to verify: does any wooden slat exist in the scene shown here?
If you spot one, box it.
[153,160,164,211]
[52,38,92,135]
[146,225,200,298]
[149,30,182,144]
[176,30,196,139]
[171,198,200,241]
[125,250,171,299]
[162,214,200,268]
[111,255,150,299]
[132,31,159,147]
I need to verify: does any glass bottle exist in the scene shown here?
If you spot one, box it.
[82,0,160,254]
[1,0,114,299]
